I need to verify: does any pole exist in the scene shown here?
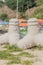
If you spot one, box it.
[27,1,30,19]
[16,0,18,19]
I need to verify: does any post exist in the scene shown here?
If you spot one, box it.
[8,18,20,45]
[16,0,18,19]
[27,1,30,19]
[28,18,39,35]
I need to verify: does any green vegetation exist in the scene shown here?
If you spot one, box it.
[31,7,43,19]
[5,0,36,12]
[0,0,43,19]
[0,50,34,65]
[0,51,16,60]
[38,45,43,50]
[7,59,21,65]
[17,52,34,58]
[30,0,43,19]
[0,45,34,65]
[0,13,9,21]
[22,60,33,65]
[0,44,43,65]
[32,45,43,51]
[4,44,22,52]
[36,0,43,6]
[7,60,33,65]
[5,0,43,19]
[20,30,28,35]
[0,51,21,64]
[0,1,4,7]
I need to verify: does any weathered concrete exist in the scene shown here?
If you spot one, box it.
[8,18,20,45]
[17,18,39,49]
[0,33,8,45]
[34,33,43,46]
[0,18,20,45]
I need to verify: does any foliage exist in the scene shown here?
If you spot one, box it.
[0,13,8,21]
[5,0,17,10]
[36,0,43,6]
[31,7,43,19]
[0,1,4,7]
[5,0,36,12]
[36,14,43,19]
[28,0,36,8]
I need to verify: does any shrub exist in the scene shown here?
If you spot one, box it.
[0,1,4,7]
[0,13,9,21]
[36,14,43,19]
[31,7,43,19]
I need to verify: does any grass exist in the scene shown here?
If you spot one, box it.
[7,59,21,65]
[17,52,34,58]
[7,58,21,65]
[0,44,35,65]
[37,45,43,50]
[0,51,12,60]
[1,44,43,65]
[0,50,34,65]
[7,59,33,65]
[4,44,22,52]
[0,51,20,60]
[32,45,43,51]
[21,60,33,65]
[0,50,21,64]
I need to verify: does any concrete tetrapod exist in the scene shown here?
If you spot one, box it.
[34,32,43,46]
[0,18,20,45]
[17,18,39,49]
[8,18,20,45]
[0,33,8,45]
[34,23,43,46]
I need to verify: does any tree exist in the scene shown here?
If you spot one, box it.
[5,0,36,12]
[29,0,36,8]
[5,0,17,10]
[0,1,4,7]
